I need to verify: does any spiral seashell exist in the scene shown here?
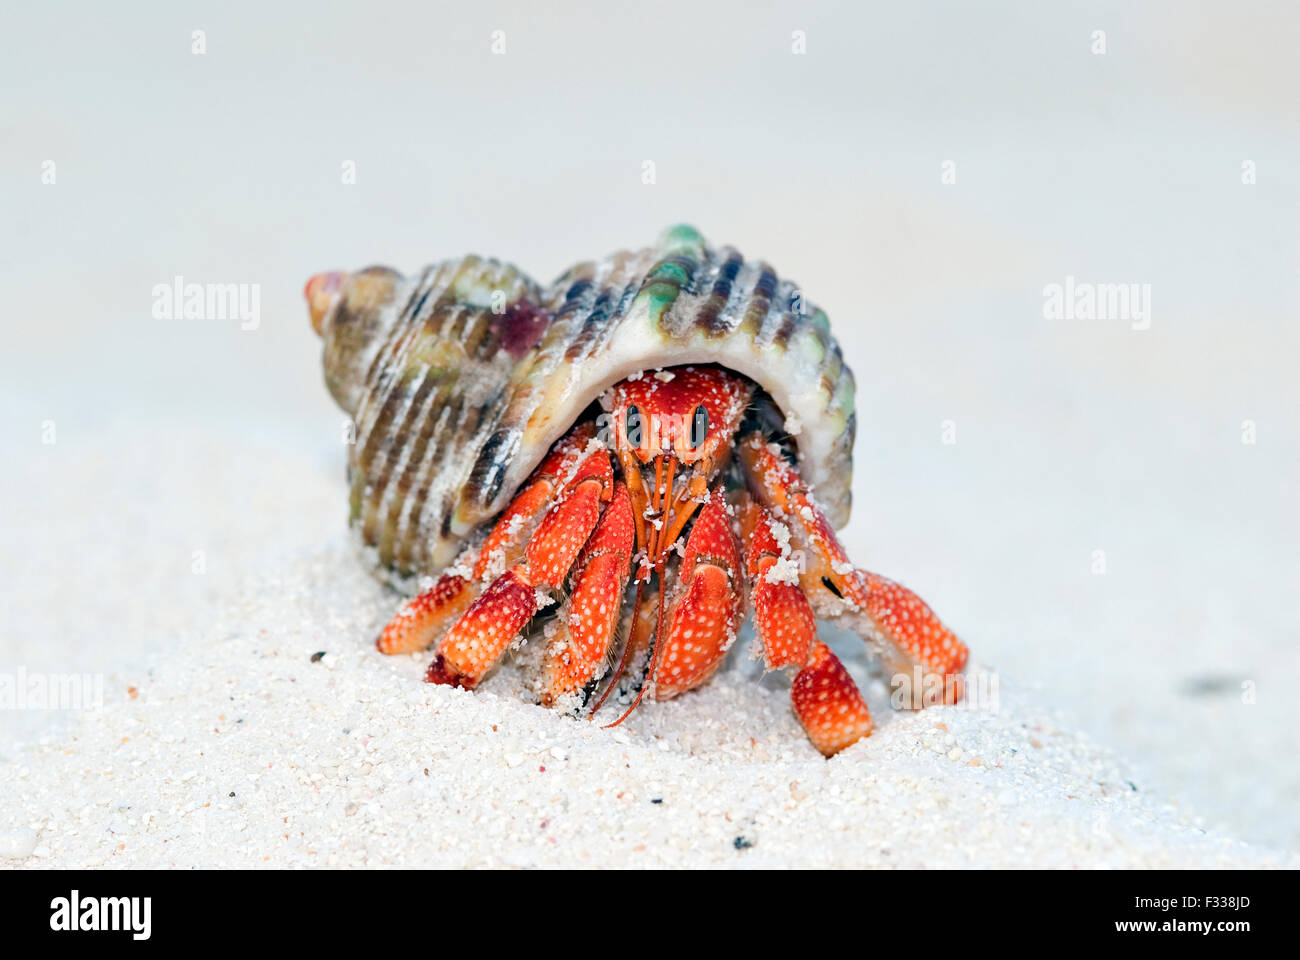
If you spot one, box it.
[311,225,856,587]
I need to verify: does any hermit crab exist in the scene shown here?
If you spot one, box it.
[305,226,967,756]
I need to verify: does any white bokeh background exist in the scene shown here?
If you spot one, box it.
[3,1,1297,852]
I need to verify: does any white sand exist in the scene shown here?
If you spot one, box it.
[0,422,1293,869]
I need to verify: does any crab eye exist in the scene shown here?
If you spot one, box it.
[625,405,642,448]
[690,405,709,449]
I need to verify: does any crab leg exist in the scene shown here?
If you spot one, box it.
[741,499,873,756]
[540,482,635,708]
[426,446,613,688]
[738,498,813,671]
[792,641,875,756]
[375,554,480,656]
[376,424,594,655]
[739,434,968,705]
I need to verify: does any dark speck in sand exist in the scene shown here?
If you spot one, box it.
[311,651,326,663]
[734,836,754,850]
[1181,674,1239,697]
[651,798,663,804]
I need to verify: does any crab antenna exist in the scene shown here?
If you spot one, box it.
[603,582,662,728]
[661,457,677,525]
[644,457,662,563]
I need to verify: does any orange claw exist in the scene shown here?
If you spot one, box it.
[540,482,634,707]
[648,491,744,701]
[739,434,967,704]
[791,641,873,756]
[426,446,614,689]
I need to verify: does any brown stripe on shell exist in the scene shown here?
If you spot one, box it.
[737,261,777,338]
[377,373,454,569]
[693,248,745,335]
[393,388,457,573]
[361,366,441,552]
[560,255,653,365]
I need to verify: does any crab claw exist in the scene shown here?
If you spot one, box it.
[540,482,634,708]
[651,491,744,700]
[792,641,874,756]
[739,434,967,703]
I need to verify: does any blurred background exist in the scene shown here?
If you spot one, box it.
[2,1,1297,851]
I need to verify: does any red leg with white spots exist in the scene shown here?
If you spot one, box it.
[375,425,594,655]
[740,500,813,671]
[426,447,614,688]
[792,641,874,756]
[540,482,635,708]
[376,558,478,655]
[742,500,872,756]
[739,435,967,705]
